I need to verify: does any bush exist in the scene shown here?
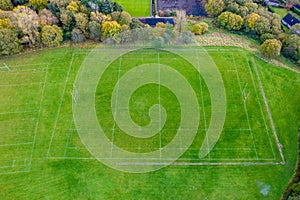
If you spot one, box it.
[41,25,63,47]
[29,0,48,10]
[71,28,85,43]
[156,22,166,28]
[0,28,21,55]
[130,18,145,29]
[101,20,121,39]
[260,39,282,58]
[191,22,208,35]
[66,1,79,12]
[0,0,13,11]
[74,12,88,35]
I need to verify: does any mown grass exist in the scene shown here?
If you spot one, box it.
[0,46,299,199]
[115,0,150,17]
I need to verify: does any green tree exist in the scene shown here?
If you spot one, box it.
[218,11,244,31]
[41,25,63,47]
[291,24,300,36]
[74,12,88,36]
[260,39,282,58]
[191,22,209,35]
[0,28,21,55]
[281,34,300,61]
[205,0,225,16]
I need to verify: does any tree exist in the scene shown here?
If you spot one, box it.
[260,39,282,58]
[110,11,131,26]
[88,21,101,41]
[0,0,13,11]
[0,18,11,29]
[205,0,225,16]
[74,12,88,36]
[247,13,260,30]
[101,20,121,39]
[218,12,244,31]
[254,16,271,35]
[71,28,85,42]
[175,10,187,33]
[291,24,300,36]
[0,28,21,55]
[281,34,300,61]
[191,22,209,35]
[29,0,48,10]
[41,25,63,47]
[13,6,40,47]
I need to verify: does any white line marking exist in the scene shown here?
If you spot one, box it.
[47,54,74,157]
[232,53,259,159]
[28,65,49,169]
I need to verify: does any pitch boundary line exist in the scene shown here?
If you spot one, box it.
[47,54,75,158]
[252,58,285,164]
[232,53,259,160]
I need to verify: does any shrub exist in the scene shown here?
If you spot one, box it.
[205,0,225,16]
[29,0,48,10]
[71,28,85,42]
[41,25,63,47]
[0,0,13,11]
[247,13,260,30]
[0,28,21,55]
[130,18,145,29]
[191,22,208,35]
[156,22,166,28]
[260,39,282,58]
[60,10,74,31]
[101,20,121,39]
[90,11,109,24]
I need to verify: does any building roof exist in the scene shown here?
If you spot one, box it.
[293,4,300,10]
[282,13,300,28]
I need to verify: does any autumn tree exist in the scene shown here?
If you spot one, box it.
[41,25,63,47]
[13,6,40,47]
[205,0,225,16]
[260,39,282,58]
[246,13,260,30]
[254,16,271,35]
[101,20,121,39]
[218,11,244,31]
[74,12,88,36]
[39,9,59,27]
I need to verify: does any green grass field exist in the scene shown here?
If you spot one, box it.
[115,0,150,17]
[0,46,299,199]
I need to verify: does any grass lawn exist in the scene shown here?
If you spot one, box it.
[272,7,300,19]
[115,0,150,17]
[0,46,299,199]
